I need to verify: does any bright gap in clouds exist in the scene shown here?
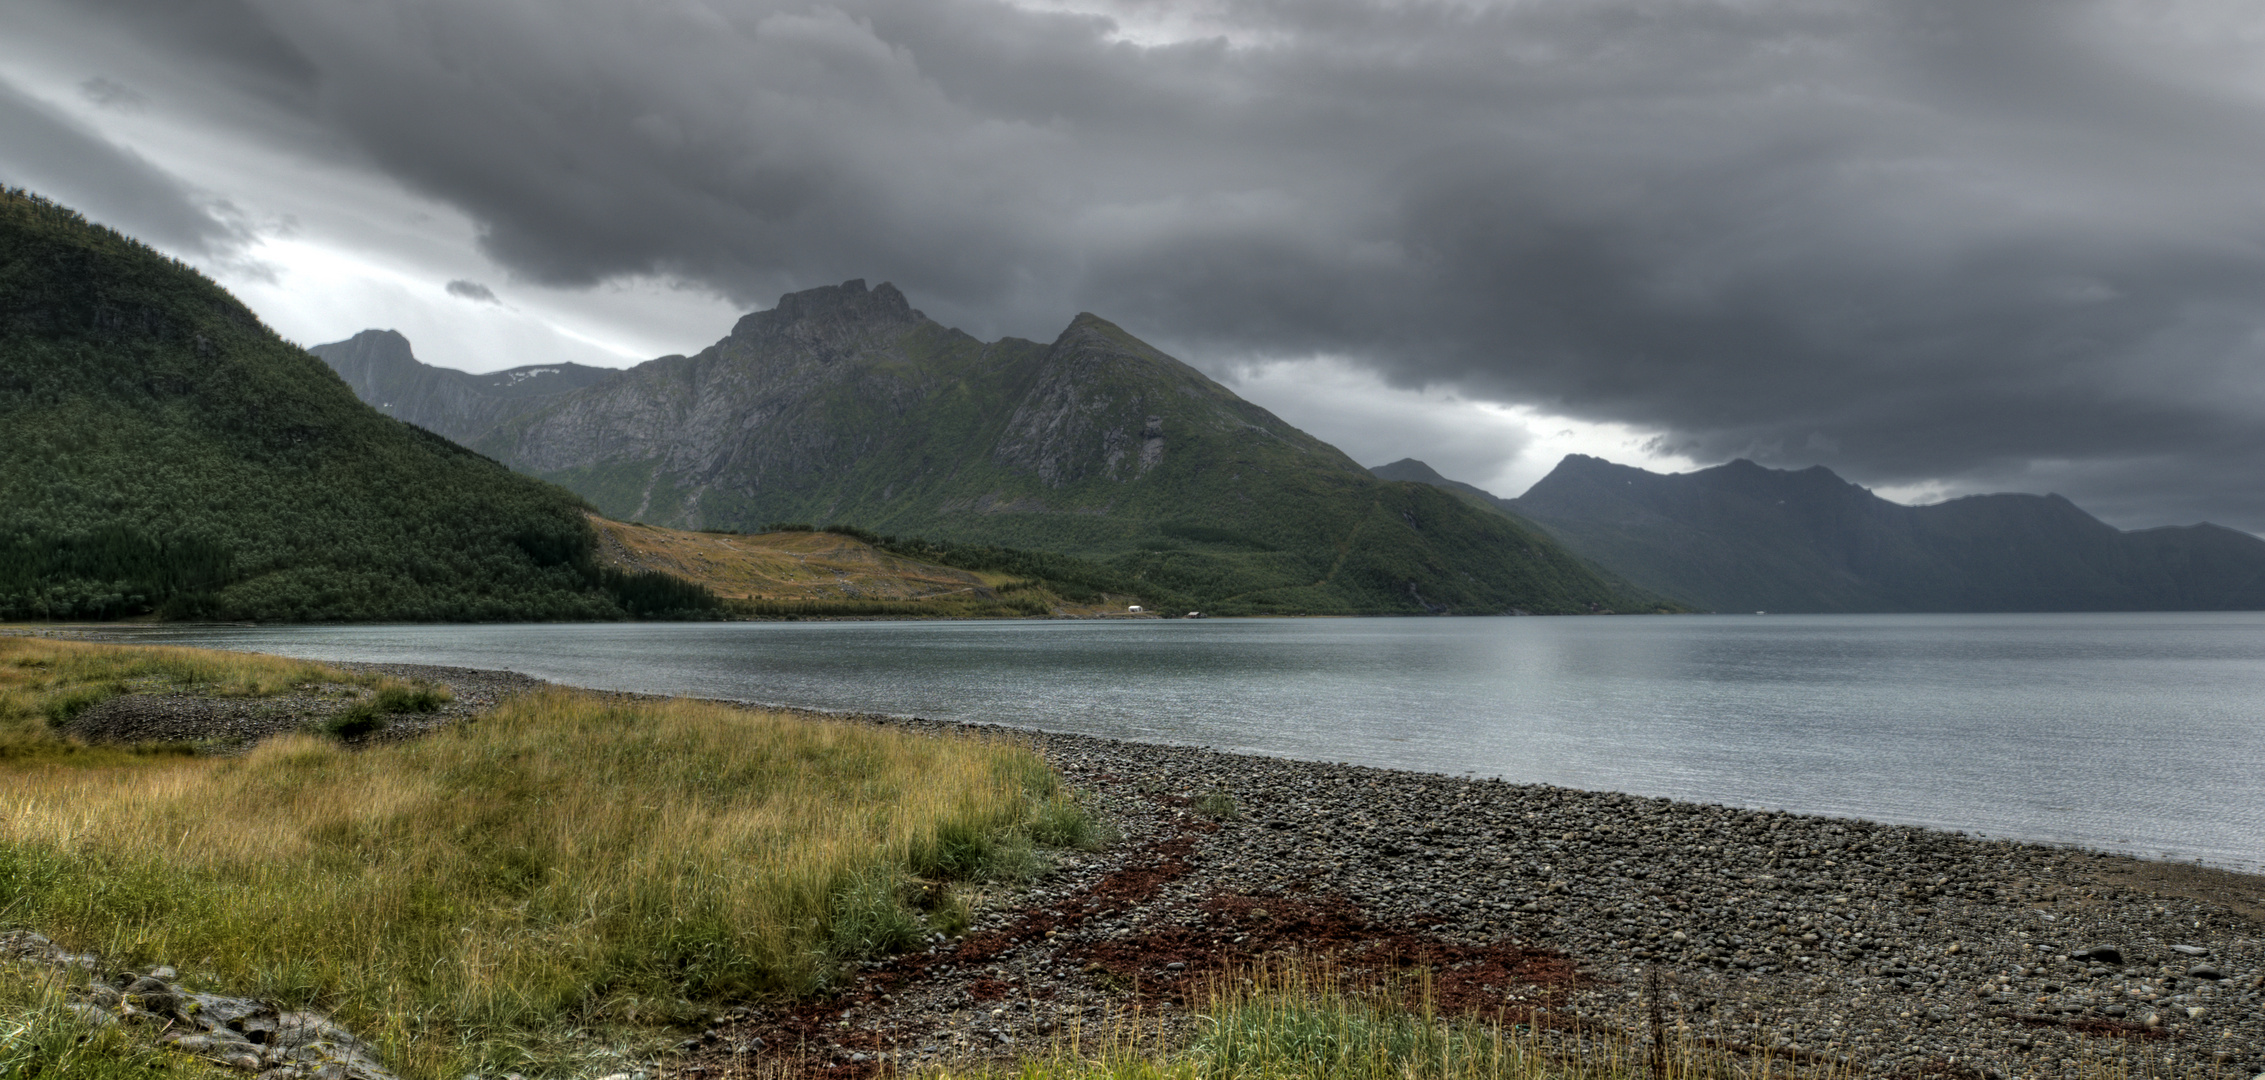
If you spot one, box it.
[1004,0,1282,48]
[0,49,739,373]
[203,209,740,374]
[1218,357,1703,500]
[1867,479,1961,507]
[218,236,681,370]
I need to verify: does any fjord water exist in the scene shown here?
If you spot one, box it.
[122,613,2265,871]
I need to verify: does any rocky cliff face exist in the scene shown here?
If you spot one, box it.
[473,280,1039,526]
[310,329,616,445]
[316,280,1652,614]
[460,280,1373,544]
[994,315,1363,490]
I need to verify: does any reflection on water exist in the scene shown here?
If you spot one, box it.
[110,613,2265,871]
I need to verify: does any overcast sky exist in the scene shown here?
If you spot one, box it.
[9,0,2265,529]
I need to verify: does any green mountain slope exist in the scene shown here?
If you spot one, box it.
[322,282,1657,615]
[0,190,695,621]
[1386,452,2265,613]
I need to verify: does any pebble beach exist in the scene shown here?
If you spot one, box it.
[681,713,2264,1080]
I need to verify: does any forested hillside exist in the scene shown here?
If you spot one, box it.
[0,189,710,621]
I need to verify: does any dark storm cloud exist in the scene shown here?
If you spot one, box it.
[24,0,2265,529]
[0,77,244,257]
[445,279,500,304]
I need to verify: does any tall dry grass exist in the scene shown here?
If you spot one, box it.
[0,681,1089,1078]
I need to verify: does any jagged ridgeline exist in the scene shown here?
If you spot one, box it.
[0,190,716,620]
[322,282,1660,614]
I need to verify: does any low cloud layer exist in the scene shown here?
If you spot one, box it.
[15,0,2265,529]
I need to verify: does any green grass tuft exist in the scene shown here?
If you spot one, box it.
[318,702,388,739]
[1190,789,1241,822]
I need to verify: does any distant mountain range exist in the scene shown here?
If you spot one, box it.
[315,281,1658,616]
[1374,455,2265,613]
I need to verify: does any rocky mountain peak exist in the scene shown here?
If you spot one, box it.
[311,328,418,381]
[1370,458,1454,486]
[727,279,925,347]
[342,327,412,352]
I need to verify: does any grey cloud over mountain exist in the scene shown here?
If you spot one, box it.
[20,0,2265,530]
[446,280,500,304]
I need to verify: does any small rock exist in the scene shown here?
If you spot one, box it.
[2188,964,2224,980]
[123,976,176,1015]
[173,1031,263,1061]
[2171,945,2209,957]
[65,1002,117,1029]
[2072,945,2123,965]
[0,931,56,957]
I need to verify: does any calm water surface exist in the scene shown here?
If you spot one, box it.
[114,613,2265,871]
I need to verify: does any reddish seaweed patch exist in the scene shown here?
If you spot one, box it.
[1072,890,1579,1020]
[671,830,1214,1079]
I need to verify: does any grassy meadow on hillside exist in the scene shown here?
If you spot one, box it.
[0,638,1097,1078]
[593,518,1172,617]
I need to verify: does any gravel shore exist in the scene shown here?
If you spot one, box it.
[60,661,547,749]
[27,642,2265,1080]
[685,717,2264,1080]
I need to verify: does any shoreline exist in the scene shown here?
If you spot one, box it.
[31,621,2262,878]
[13,637,2263,1079]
